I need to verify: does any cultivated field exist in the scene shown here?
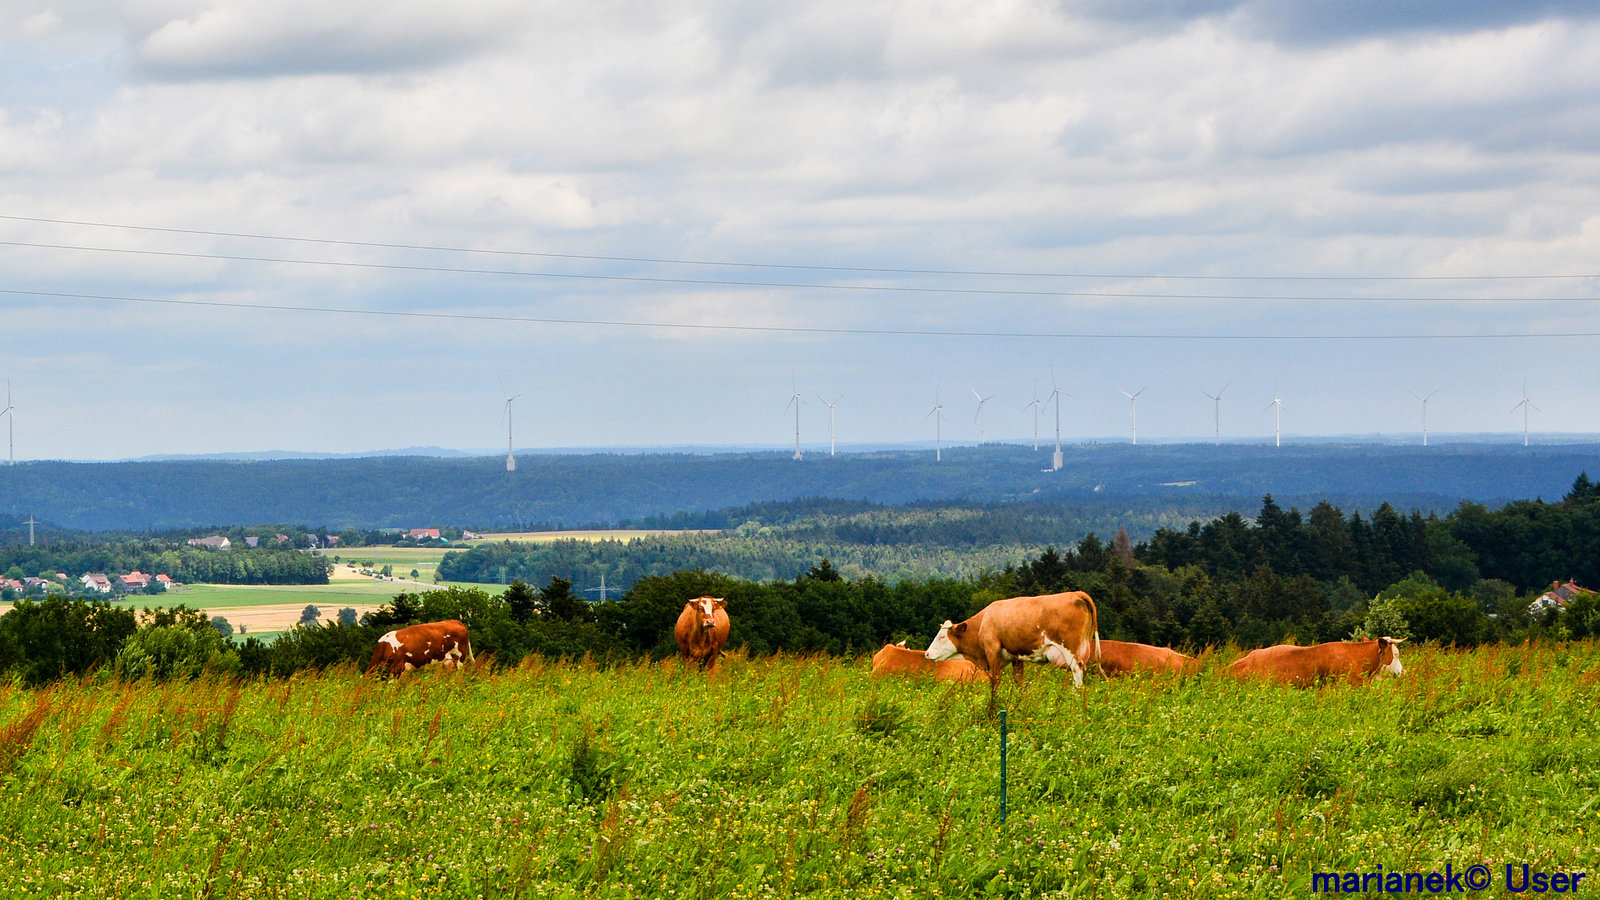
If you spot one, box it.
[2,642,1596,898]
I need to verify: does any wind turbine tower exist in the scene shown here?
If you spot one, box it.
[502,393,523,471]
[1200,384,1228,446]
[1264,383,1284,448]
[1024,381,1043,452]
[1410,389,1440,446]
[927,391,946,462]
[819,395,843,456]
[2,379,13,465]
[1046,379,1066,471]
[1122,387,1147,445]
[1510,381,1538,447]
[970,387,993,445]
[786,390,804,460]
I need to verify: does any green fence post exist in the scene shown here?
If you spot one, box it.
[999,708,1008,824]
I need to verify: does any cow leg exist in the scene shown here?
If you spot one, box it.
[1011,658,1025,685]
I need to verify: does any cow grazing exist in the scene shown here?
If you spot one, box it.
[368,619,474,676]
[925,590,1100,711]
[1096,639,1195,676]
[1229,637,1405,687]
[674,596,731,670]
[870,642,983,683]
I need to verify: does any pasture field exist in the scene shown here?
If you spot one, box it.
[2,642,1597,899]
[325,547,456,583]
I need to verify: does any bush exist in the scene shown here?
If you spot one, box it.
[115,624,241,680]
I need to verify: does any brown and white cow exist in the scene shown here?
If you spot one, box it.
[367,619,474,676]
[925,590,1100,711]
[674,596,731,670]
[1228,637,1405,687]
[1096,639,1196,676]
[870,642,983,683]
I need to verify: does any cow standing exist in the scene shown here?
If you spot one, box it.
[1229,638,1405,687]
[925,590,1100,711]
[674,596,731,670]
[368,619,474,676]
[870,642,983,683]
[1096,639,1196,676]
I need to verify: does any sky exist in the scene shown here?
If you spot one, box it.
[2,0,1599,461]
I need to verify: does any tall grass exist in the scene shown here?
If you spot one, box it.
[1,642,1597,898]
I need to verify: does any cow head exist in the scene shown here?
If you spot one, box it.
[687,596,726,628]
[1377,636,1406,676]
[925,620,967,661]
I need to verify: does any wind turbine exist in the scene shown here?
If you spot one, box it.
[1,379,12,465]
[1045,369,1067,470]
[927,390,946,462]
[818,395,843,456]
[501,392,524,471]
[1510,380,1538,447]
[1200,383,1228,446]
[1264,381,1284,447]
[1023,381,1043,452]
[970,387,993,445]
[1410,389,1440,446]
[1122,387,1147,445]
[785,390,804,460]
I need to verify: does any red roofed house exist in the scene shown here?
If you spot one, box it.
[81,573,113,593]
[119,571,152,591]
[1531,580,1589,613]
[406,528,441,541]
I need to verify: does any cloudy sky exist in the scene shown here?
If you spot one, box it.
[2,0,1599,460]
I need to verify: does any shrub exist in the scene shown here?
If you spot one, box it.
[114,624,241,681]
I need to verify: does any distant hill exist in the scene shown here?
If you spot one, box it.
[0,442,1595,533]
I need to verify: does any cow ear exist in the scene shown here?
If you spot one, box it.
[713,598,727,609]
[952,622,968,636]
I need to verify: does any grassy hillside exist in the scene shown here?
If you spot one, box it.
[2,641,1595,898]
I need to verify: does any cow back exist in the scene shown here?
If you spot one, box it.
[368,619,473,676]
[1097,640,1193,675]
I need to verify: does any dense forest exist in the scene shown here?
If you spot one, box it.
[435,477,1600,598]
[2,442,1595,532]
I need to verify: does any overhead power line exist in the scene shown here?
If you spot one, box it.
[1,240,1597,303]
[2,213,1596,282]
[6,287,1599,341]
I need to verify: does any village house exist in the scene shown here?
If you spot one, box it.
[1531,579,1588,613]
[119,571,152,591]
[81,573,113,593]
[406,528,441,541]
[187,535,231,550]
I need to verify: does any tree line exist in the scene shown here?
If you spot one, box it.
[0,542,330,597]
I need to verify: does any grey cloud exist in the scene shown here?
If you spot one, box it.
[1074,0,1600,43]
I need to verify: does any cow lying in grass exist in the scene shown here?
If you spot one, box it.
[1096,639,1196,676]
[1229,638,1405,687]
[870,642,982,683]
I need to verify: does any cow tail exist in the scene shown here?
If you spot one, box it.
[1085,595,1105,679]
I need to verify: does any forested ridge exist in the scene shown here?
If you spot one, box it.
[2,442,1595,531]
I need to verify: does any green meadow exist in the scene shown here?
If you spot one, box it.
[2,642,1596,899]
[150,582,404,609]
